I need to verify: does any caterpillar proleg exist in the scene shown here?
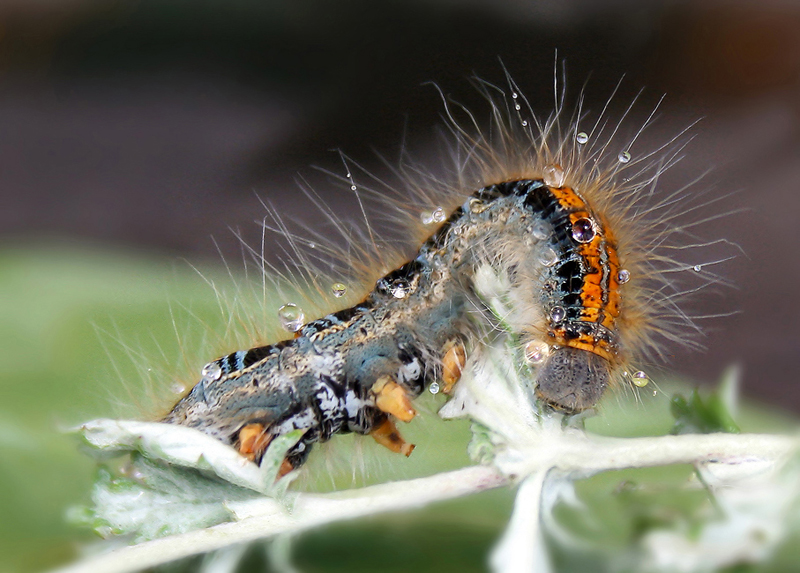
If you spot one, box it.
[163,72,728,475]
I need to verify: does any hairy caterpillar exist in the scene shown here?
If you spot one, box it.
[163,73,724,474]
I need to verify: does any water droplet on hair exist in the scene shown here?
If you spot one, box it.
[515,104,521,111]
[331,283,347,298]
[421,207,445,225]
[549,306,566,323]
[521,120,528,126]
[576,132,589,144]
[693,265,702,272]
[538,247,558,267]
[617,269,631,284]
[571,218,596,243]
[201,361,222,381]
[631,371,649,387]
[429,382,440,395]
[531,220,550,240]
[512,92,518,99]
[391,279,410,299]
[524,341,550,364]
[618,151,631,164]
[542,164,566,188]
[345,172,351,178]
[350,185,357,191]
[278,303,305,332]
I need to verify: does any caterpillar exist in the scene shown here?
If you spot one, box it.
[163,73,724,475]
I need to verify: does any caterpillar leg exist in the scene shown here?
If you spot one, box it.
[236,423,273,462]
[370,416,415,457]
[278,458,294,478]
[373,375,416,422]
[441,339,467,394]
[236,423,300,478]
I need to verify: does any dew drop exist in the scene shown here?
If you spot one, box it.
[538,247,559,267]
[350,185,357,191]
[693,265,702,272]
[571,218,596,243]
[170,382,186,394]
[391,279,410,299]
[515,104,521,111]
[617,269,631,284]
[521,120,528,127]
[421,207,445,225]
[524,341,550,364]
[345,172,351,178]
[429,382,440,395]
[542,164,566,188]
[549,306,566,323]
[512,92,518,99]
[576,131,589,144]
[531,220,550,240]
[618,151,631,164]
[331,282,347,298]
[201,361,222,381]
[631,371,649,387]
[278,303,305,332]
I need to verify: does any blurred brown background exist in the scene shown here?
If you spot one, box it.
[1,0,798,406]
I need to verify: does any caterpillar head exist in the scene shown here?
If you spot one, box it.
[535,346,610,413]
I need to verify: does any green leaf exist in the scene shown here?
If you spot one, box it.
[77,455,261,542]
[670,369,741,435]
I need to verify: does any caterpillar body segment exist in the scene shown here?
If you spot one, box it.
[165,178,627,468]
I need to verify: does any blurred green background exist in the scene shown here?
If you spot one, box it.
[1,0,799,571]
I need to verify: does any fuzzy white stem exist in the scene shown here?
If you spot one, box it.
[496,433,799,479]
[54,431,797,573]
[53,465,506,573]
[490,471,552,573]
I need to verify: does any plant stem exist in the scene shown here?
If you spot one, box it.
[54,432,797,573]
